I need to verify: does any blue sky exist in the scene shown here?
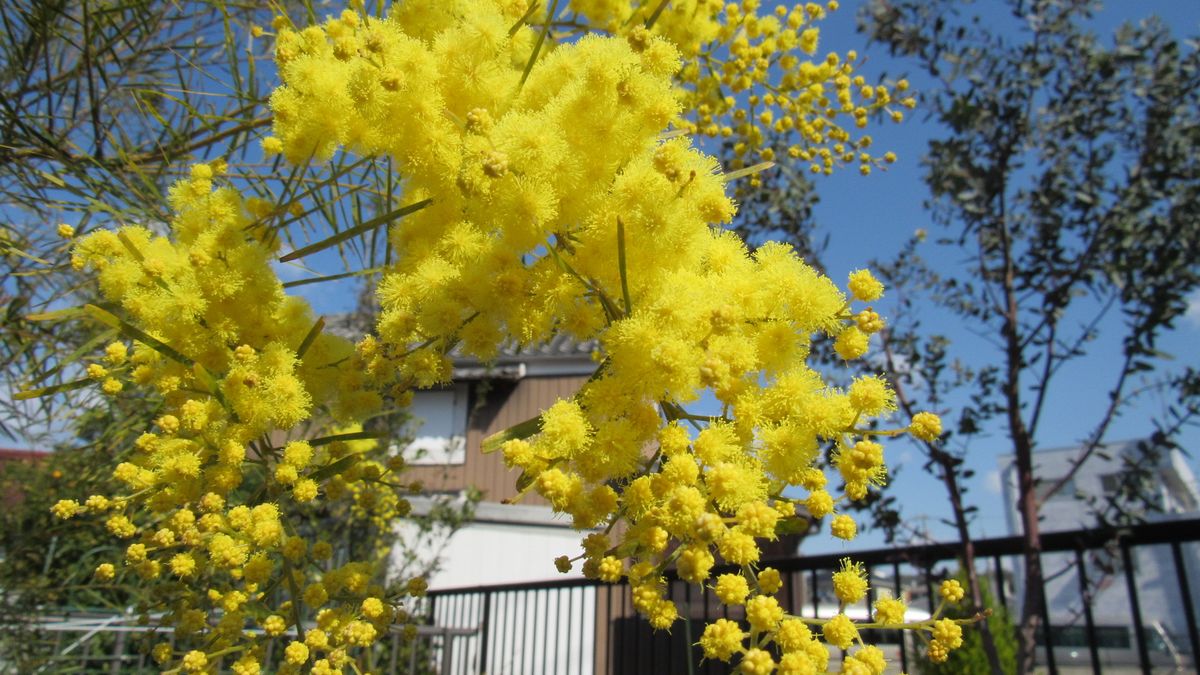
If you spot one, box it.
[792,0,1200,552]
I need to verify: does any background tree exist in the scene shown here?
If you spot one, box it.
[860,0,1200,671]
[0,6,475,662]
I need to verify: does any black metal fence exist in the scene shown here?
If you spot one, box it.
[427,518,1200,674]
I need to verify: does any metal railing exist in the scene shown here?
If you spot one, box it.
[5,518,1196,673]
[0,614,474,674]
[427,518,1200,674]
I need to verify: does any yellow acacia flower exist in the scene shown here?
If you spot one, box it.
[699,618,746,661]
[910,411,944,441]
[832,558,869,604]
[940,578,966,603]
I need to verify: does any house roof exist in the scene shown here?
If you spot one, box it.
[325,313,598,378]
[0,447,49,462]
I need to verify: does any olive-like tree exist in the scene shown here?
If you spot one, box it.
[861,0,1200,671]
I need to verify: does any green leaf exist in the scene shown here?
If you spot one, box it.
[482,415,544,454]
[617,217,632,317]
[26,306,85,322]
[83,304,194,367]
[308,453,364,482]
[308,429,387,447]
[296,316,324,358]
[278,198,432,263]
[518,0,560,89]
[14,378,93,400]
[192,363,230,410]
[723,161,775,183]
[774,516,809,537]
[282,266,383,289]
[38,170,66,188]
[515,469,536,493]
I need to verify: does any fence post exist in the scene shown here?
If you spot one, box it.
[1120,539,1152,674]
[479,591,491,674]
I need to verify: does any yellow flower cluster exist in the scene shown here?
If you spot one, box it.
[257,2,966,672]
[63,165,426,672]
[46,1,976,672]
[568,0,916,178]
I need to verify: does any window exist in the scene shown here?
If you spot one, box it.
[1100,472,1123,494]
[1036,476,1074,501]
[1036,625,1130,649]
[400,386,468,465]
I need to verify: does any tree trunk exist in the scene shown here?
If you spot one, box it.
[1013,429,1046,675]
[936,448,1007,674]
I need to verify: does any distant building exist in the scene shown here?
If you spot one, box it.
[392,336,599,590]
[999,441,1200,669]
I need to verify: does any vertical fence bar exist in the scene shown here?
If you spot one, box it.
[1074,548,1101,675]
[454,594,465,673]
[479,591,491,675]
[1171,541,1200,673]
[1039,559,1059,675]
[684,581,694,675]
[539,589,548,675]
[552,588,562,674]
[504,591,516,675]
[522,589,533,675]
[1120,540,1152,674]
[810,568,819,617]
[993,555,1007,610]
[578,587,585,675]
[606,585,615,675]
[622,582,631,673]
[925,566,935,615]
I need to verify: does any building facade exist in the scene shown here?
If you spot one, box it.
[999,441,1200,670]
[391,336,599,590]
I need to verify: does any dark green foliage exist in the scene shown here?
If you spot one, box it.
[917,570,1018,675]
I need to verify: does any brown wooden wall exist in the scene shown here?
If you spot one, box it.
[406,375,590,504]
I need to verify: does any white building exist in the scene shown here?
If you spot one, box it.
[999,441,1200,670]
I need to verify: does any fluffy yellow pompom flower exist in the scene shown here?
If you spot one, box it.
[746,595,784,632]
[94,563,115,581]
[940,578,966,603]
[262,615,287,637]
[758,567,782,595]
[832,558,869,604]
[928,639,951,663]
[874,596,908,625]
[699,618,745,661]
[848,269,885,301]
[51,499,82,519]
[834,326,870,360]
[848,375,895,415]
[932,618,964,649]
[823,613,859,650]
[830,513,857,540]
[181,651,208,673]
[714,573,750,605]
[285,641,310,665]
[53,1,942,668]
[804,489,835,518]
[740,648,777,675]
[910,411,944,441]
